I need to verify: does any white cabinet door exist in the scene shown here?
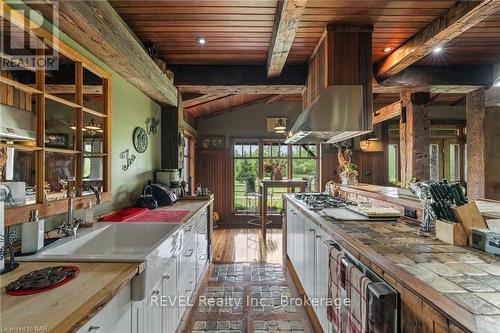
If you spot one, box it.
[144,279,163,333]
[314,226,331,333]
[286,205,295,262]
[294,210,305,284]
[162,261,178,333]
[304,217,316,298]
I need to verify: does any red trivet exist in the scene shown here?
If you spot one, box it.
[6,265,80,296]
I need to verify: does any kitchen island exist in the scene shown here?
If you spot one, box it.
[0,197,213,333]
[284,193,500,333]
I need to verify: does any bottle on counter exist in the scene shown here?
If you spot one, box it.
[83,200,95,226]
[21,209,45,254]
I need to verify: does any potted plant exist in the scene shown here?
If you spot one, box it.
[264,159,286,180]
[236,159,257,193]
[338,147,358,185]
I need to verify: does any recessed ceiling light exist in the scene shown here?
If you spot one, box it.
[382,47,393,53]
[433,46,443,54]
[197,37,207,45]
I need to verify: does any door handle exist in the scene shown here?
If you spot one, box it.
[315,235,321,239]
[152,289,160,296]
[88,326,101,333]
[162,274,170,280]
[184,249,194,257]
[309,228,315,232]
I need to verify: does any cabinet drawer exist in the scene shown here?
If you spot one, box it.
[77,283,131,333]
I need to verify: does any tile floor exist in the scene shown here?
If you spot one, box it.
[185,262,313,332]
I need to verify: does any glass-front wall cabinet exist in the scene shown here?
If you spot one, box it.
[0,10,110,216]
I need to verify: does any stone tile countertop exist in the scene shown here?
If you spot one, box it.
[284,194,500,333]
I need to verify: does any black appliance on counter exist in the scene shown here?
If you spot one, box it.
[150,183,178,206]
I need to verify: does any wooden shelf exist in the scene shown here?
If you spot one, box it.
[83,106,108,118]
[44,147,81,154]
[44,93,81,109]
[0,76,43,94]
[0,143,42,151]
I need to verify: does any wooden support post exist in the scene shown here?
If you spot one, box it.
[399,92,431,186]
[466,89,500,200]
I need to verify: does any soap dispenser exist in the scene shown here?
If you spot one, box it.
[21,209,45,254]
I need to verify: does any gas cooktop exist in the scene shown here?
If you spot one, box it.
[294,193,349,210]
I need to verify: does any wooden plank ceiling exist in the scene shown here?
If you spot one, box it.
[109,0,497,118]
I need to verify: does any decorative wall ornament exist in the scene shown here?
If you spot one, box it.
[145,117,160,135]
[120,149,136,171]
[133,127,148,153]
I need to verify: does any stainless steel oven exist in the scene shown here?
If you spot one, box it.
[326,240,400,333]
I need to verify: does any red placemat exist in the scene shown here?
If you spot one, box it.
[7,266,80,296]
[100,207,149,222]
[124,209,191,223]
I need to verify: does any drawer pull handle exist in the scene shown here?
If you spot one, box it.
[185,226,193,232]
[309,228,315,232]
[163,274,170,280]
[152,289,160,296]
[88,325,101,333]
[199,254,207,260]
[184,249,194,257]
[316,235,321,239]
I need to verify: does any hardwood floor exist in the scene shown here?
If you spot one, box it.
[212,228,283,264]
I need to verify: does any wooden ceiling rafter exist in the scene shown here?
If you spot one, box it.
[376,0,500,80]
[183,93,231,109]
[267,0,308,77]
[196,94,271,120]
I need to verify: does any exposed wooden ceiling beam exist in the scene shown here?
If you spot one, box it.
[172,64,306,95]
[28,0,177,106]
[183,94,231,109]
[265,94,286,104]
[179,85,304,95]
[373,101,402,124]
[267,0,308,78]
[376,0,500,80]
[197,95,270,120]
[374,65,494,94]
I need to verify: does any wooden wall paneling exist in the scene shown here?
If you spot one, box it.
[484,106,500,200]
[195,149,232,222]
[399,92,431,185]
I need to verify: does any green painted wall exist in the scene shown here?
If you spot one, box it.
[6,2,163,229]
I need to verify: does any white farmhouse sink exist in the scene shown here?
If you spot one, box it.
[17,222,184,300]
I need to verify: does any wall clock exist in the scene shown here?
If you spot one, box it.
[133,127,148,153]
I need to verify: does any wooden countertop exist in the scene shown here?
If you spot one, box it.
[338,183,500,219]
[0,262,142,333]
[285,194,500,333]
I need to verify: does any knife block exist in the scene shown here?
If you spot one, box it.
[435,219,468,246]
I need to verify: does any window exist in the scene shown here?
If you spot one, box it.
[232,139,319,215]
[263,142,289,214]
[292,144,318,192]
[429,143,440,181]
[449,144,460,181]
[233,141,259,214]
[388,143,399,184]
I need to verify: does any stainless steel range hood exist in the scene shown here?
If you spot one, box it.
[0,104,36,142]
[285,85,371,144]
